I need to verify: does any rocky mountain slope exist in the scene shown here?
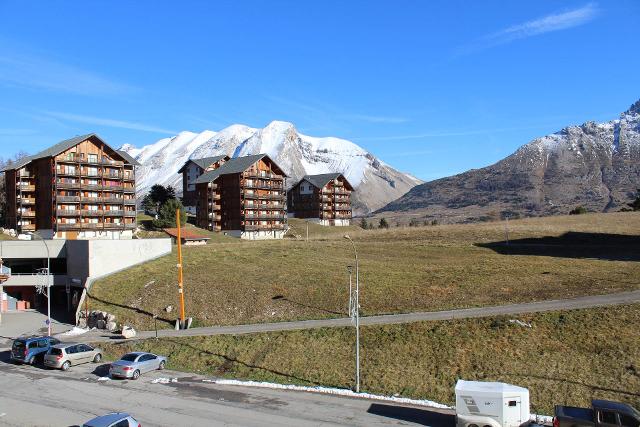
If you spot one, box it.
[377,99,640,223]
[122,121,422,214]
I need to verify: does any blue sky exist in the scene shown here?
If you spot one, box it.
[0,1,638,181]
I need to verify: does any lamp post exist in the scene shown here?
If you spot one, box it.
[343,234,360,393]
[32,233,51,336]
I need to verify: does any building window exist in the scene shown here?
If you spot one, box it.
[88,154,98,163]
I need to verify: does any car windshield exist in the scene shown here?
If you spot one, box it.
[120,354,139,362]
[12,341,25,351]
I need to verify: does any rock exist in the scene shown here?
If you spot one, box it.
[106,313,116,322]
[95,311,104,321]
[106,321,118,332]
[87,316,97,328]
[96,319,106,329]
[121,325,137,339]
[165,305,173,313]
[77,318,87,328]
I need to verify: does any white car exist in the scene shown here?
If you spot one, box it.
[82,412,140,427]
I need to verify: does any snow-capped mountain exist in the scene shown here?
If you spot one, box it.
[378,99,640,222]
[121,121,422,214]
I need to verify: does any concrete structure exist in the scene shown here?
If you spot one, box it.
[194,154,288,240]
[2,133,139,239]
[288,173,353,226]
[0,239,171,322]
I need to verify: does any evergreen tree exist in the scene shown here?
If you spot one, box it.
[360,218,368,229]
[141,194,156,214]
[569,206,588,215]
[152,198,187,229]
[379,217,389,229]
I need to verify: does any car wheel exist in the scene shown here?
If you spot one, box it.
[158,360,165,370]
[132,369,140,380]
[93,353,102,363]
[61,361,71,371]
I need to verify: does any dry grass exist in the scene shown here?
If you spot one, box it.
[101,303,640,414]
[89,212,640,330]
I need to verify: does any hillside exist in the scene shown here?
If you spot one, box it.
[121,121,422,214]
[377,100,640,223]
[89,212,640,331]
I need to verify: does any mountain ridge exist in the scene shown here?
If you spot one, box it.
[377,99,640,222]
[122,120,422,214]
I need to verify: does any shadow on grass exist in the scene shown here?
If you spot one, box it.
[272,295,344,316]
[126,337,342,388]
[476,232,640,261]
[367,404,455,427]
[502,372,640,397]
[87,292,174,326]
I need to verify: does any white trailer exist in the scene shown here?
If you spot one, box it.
[456,380,531,427]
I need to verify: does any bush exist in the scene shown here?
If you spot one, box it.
[569,206,588,215]
[152,199,187,228]
[379,218,389,229]
[360,218,368,230]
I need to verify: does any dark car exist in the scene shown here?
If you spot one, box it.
[554,400,640,427]
[11,336,61,365]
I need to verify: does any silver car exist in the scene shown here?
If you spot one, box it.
[109,352,167,380]
[44,343,103,371]
[82,412,139,427]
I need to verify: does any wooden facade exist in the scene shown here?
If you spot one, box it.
[194,154,287,239]
[287,173,353,226]
[2,134,138,239]
[178,156,229,207]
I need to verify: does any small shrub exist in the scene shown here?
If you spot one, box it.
[569,206,588,215]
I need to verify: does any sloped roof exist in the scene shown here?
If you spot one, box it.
[177,155,228,173]
[115,150,141,166]
[1,155,34,172]
[194,153,287,184]
[2,133,138,171]
[298,173,353,190]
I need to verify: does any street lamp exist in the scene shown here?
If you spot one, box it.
[343,234,360,393]
[31,233,51,336]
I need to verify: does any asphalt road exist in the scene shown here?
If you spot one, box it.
[77,289,640,343]
[0,350,453,427]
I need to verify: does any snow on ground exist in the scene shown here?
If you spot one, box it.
[151,377,178,384]
[54,326,90,338]
[203,379,451,409]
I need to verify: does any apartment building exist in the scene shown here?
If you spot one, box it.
[177,155,229,209]
[194,154,288,239]
[287,173,353,226]
[2,134,139,239]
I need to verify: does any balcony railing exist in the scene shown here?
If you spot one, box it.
[81,210,104,217]
[18,211,36,217]
[208,203,221,210]
[242,191,286,201]
[56,169,80,177]
[103,197,124,203]
[20,224,36,231]
[17,184,36,191]
[57,156,125,167]
[208,213,222,221]
[124,211,136,217]
[17,197,36,204]
[122,187,135,193]
[243,172,284,181]
[123,199,136,205]
[243,224,287,231]
[56,181,82,189]
[103,210,124,216]
[57,209,81,217]
[243,203,282,210]
[57,196,80,203]
[56,222,137,231]
[243,214,286,220]
[242,181,285,190]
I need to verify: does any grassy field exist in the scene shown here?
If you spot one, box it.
[89,212,640,330]
[101,303,640,414]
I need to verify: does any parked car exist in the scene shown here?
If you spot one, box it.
[44,343,102,371]
[10,336,61,365]
[109,352,167,380]
[554,400,640,427]
[82,412,140,427]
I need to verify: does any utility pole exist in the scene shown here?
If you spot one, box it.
[176,209,186,328]
[32,233,51,336]
[344,235,360,393]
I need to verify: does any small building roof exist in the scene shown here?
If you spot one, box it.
[177,155,229,173]
[297,173,353,191]
[163,228,210,241]
[194,153,287,184]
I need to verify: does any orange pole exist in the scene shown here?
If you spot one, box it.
[177,208,185,324]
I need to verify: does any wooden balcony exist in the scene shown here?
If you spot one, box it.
[123,199,137,205]
[20,224,36,231]
[56,169,80,177]
[103,210,124,216]
[241,191,286,201]
[243,213,286,220]
[123,187,135,193]
[18,211,36,218]
[242,181,285,190]
[124,211,136,217]
[17,197,36,204]
[81,210,104,217]
[17,184,36,191]
[56,181,82,190]
[243,172,284,181]
[243,224,287,231]
[208,213,222,221]
[57,196,80,203]
[57,156,125,167]
[57,209,81,217]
